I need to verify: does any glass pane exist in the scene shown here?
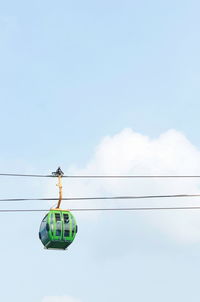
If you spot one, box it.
[63,213,70,238]
[55,213,61,221]
[64,230,70,237]
[71,215,76,233]
[63,214,69,223]
[56,228,61,236]
[56,214,62,236]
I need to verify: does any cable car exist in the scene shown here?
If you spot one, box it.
[39,167,78,250]
[39,209,78,250]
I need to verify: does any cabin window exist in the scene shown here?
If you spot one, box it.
[56,229,61,236]
[71,216,76,235]
[63,214,69,223]
[55,213,61,221]
[63,214,70,238]
[55,213,61,236]
[64,230,70,237]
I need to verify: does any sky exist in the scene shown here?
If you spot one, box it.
[1,0,200,301]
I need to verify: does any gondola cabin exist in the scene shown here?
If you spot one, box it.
[39,209,78,250]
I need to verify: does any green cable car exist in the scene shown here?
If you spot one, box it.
[39,209,78,250]
[39,167,78,250]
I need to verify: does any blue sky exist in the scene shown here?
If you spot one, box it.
[0,0,200,301]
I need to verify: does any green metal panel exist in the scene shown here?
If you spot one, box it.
[49,213,54,240]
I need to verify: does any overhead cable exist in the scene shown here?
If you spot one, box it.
[1,193,200,202]
[1,206,200,212]
[0,173,52,178]
[2,173,200,178]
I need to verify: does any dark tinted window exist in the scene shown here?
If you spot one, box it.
[63,214,69,223]
[63,213,70,238]
[71,215,76,233]
[64,230,70,237]
[55,213,61,221]
[56,229,61,236]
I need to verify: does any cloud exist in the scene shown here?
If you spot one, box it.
[47,128,200,244]
[42,296,81,302]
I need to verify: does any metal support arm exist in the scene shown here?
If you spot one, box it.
[52,167,64,209]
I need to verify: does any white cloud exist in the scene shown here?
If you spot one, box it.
[47,128,200,244]
[42,296,81,302]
